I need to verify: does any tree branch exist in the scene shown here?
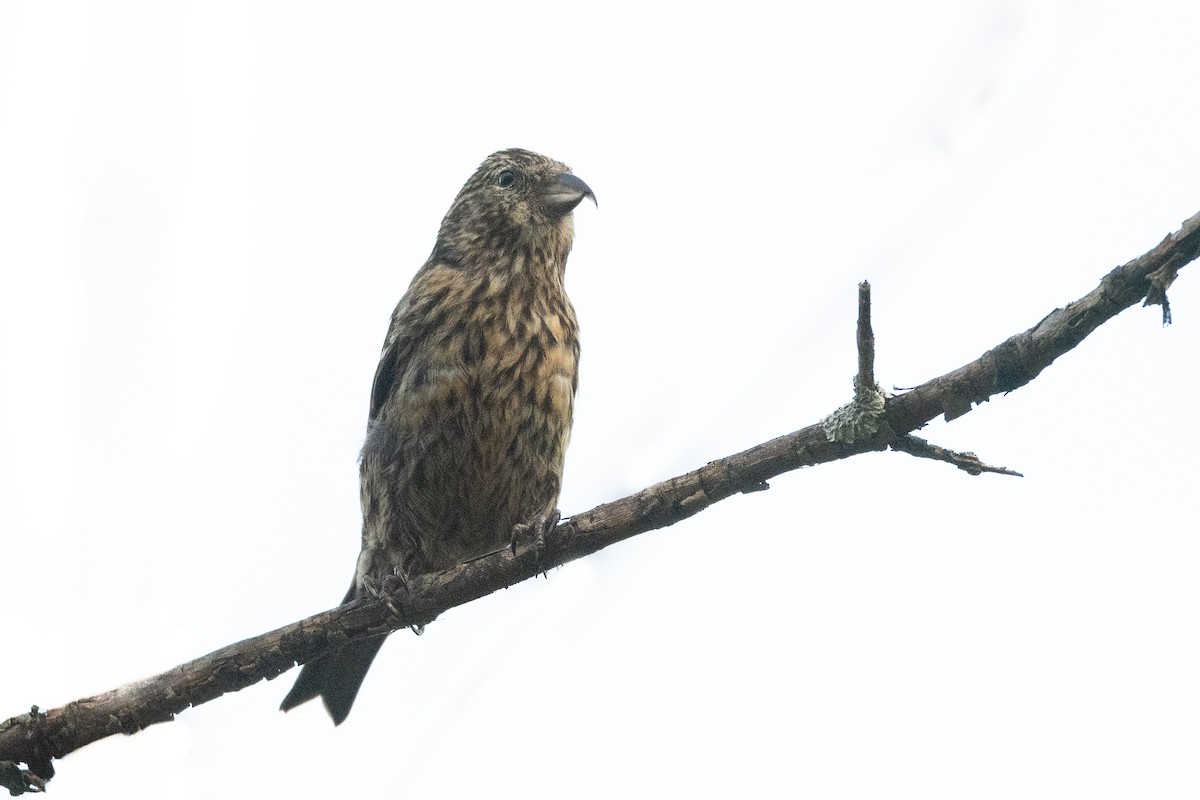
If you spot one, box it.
[890,434,1024,477]
[856,279,876,392]
[3,210,1198,792]
[885,211,1200,429]
[821,280,887,444]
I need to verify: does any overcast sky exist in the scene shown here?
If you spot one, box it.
[3,2,1200,798]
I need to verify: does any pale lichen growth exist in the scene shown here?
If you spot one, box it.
[822,380,886,444]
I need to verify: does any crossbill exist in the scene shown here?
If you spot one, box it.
[281,149,595,724]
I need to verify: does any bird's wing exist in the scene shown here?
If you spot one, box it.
[366,261,449,422]
[368,313,409,422]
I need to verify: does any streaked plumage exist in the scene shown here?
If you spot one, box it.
[281,149,594,724]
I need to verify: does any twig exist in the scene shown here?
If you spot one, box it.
[822,281,887,444]
[890,435,1023,477]
[856,280,875,393]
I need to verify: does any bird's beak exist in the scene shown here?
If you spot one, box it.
[541,172,597,215]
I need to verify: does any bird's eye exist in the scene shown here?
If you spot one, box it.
[496,170,517,188]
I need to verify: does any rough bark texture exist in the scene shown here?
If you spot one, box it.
[2,209,1198,795]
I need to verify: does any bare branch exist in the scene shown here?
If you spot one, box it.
[822,280,887,444]
[856,279,876,392]
[885,210,1200,429]
[2,210,1197,791]
[890,434,1024,477]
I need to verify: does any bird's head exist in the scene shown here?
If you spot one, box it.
[434,149,595,268]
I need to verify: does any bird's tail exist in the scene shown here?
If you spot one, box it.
[280,634,387,725]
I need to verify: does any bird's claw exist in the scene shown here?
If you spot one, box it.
[510,509,560,576]
[364,570,425,636]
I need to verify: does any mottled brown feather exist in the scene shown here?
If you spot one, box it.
[281,149,592,724]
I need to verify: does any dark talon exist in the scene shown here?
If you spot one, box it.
[535,509,560,556]
[365,570,424,635]
[510,508,560,577]
[361,574,383,600]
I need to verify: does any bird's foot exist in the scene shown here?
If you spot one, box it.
[510,508,560,576]
[364,570,425,636]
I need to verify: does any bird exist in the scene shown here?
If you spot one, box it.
[280,149,595,725]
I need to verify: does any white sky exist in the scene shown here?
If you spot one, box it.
[2,1,1199,798]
